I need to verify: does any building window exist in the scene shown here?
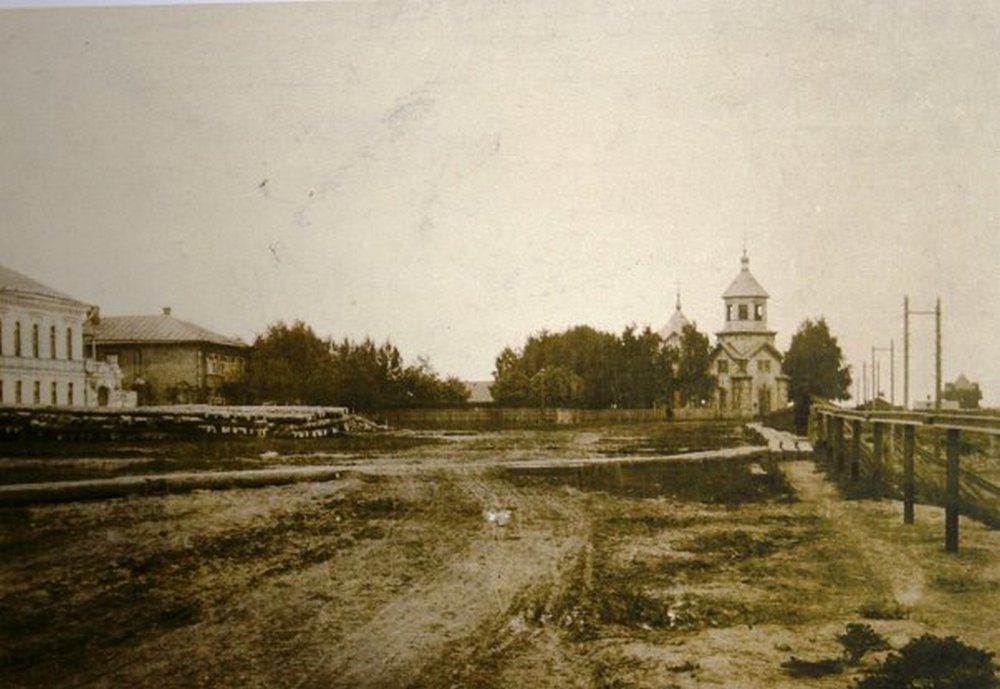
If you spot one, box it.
[15,322,21,356]
[0,380,3,403]
[737,360,747,374]
[726,304,733,321]
[67,382,74,406]
[0,319,3,355]
[32,324,39,357]
[738,304,748,320]
[717,360,729,374]
[758,359,771,373]
[33,380,40,404]
[754,303,764,321]
[15,381,22,404]
[66,327,74,360]
[51,381,58,405]
[50,325,57,359]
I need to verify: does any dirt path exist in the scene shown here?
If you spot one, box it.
[312,486,588,688]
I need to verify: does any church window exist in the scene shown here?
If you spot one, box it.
[738,304,748,320]
[717,360,729,374]
[754,304,764,321]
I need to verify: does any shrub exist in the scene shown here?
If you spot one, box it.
[837,623,890,665]
[855,634,997,689]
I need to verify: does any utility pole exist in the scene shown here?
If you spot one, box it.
[862,362,868,404]
[890,339,895,406]
[904,296,909,409]
[904,296,942,411]
[873,342,893,404]
[936,298,942,411]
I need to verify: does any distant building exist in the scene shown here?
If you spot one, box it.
[0,263,127,407]
[86,307,248,405]
[658,290,691,351]
[464,380,494,405]
[709,252,789,417]
[943,373,982,410]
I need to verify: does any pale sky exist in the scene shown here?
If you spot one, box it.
[2,1,998,405]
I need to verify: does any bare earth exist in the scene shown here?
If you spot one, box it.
[1,423,998,688]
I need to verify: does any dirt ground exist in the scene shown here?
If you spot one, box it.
[1,422,998,688]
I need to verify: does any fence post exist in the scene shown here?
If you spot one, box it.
[850,419,862,480]
[825,414,835,464]
[872,422,883,484]
[903,425,915,524]
[945,428,960,553]
[835,417,846,474]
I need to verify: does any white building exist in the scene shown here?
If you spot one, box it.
[709,252,789,417]
[0,264,127,407]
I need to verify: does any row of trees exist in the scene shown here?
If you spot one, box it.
[228,317,854,424]
[226,321,468,410]
[490,323,716,409]
[491,317,854,427]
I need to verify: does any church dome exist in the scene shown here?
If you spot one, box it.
[659,307,690,340]
[659,290,690,342]
[722,252,769,299]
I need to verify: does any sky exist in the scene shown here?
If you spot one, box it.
[2,0,998,405]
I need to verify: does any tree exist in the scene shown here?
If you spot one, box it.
[489,325,672,409]
[783,318,852,430]
[674,323,716,407]
[233,322,467,410]
[238,321,337,404]
[615,325,674,409]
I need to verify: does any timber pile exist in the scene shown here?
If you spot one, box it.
[0,405,380,441]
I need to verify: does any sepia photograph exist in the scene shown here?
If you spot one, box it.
[1,1,998,687]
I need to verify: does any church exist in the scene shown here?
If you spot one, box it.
[661,252,789,418]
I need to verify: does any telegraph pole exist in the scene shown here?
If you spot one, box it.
[873,341,893,404]
[903,295,942,411]
[862,362,868,404]
[935,298,942,410]
[903,296,909,408]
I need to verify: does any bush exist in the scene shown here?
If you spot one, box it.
[855,634,997,689]
[837,623,890,665]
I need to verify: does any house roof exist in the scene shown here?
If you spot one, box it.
[951,373,977,390]
[722,253,769,299]
[0,263,88,306]
[90,313,247,348]
[464,380,494,404]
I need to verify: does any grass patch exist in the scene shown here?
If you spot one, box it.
[858,600,909,620]
[781,656,844,678]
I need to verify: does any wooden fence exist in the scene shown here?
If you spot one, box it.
[810,400,1000,553]
[379,405,722,429]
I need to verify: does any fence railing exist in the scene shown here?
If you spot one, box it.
[810,399,1000,553]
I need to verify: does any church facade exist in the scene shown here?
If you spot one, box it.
[710,252,788,417]
[660,252,789,418]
